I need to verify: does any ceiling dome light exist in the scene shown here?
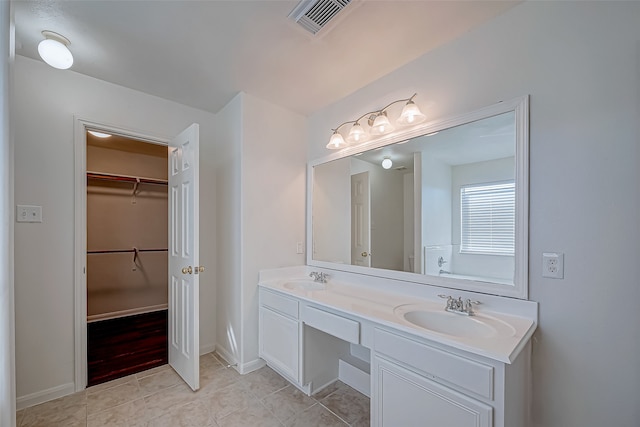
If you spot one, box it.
[326,130,347,150]
[397,100,426,125]
[370,112,394,136]
[381,157,393,169]
[346,122,367,144]
[88,131,112,138]
[38,31,73,70]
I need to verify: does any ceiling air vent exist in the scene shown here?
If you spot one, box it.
[289,0,352,35]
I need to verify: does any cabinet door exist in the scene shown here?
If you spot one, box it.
[259,306,299,382]
[373,356,492,427]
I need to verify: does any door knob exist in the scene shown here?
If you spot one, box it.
[195,266,205,274]
[361,251,370,257]
[182,266,193,274]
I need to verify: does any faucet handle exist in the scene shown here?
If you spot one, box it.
[437,294,454,309]
[464,299,481,314]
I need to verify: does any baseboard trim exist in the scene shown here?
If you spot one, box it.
[16,382,76,410]
[200,342,216,355]
[240,357,266,375]
[212,345,265,374]
[214,345,237,368]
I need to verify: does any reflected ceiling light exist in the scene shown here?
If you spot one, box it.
[88,131,112,138]
[38,31,73,70]
[381,157,393,169]
[326,93,426,150]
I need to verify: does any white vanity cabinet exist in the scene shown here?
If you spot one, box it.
[258,275,535,427]
[372,327,529,427]
[258,289,301,383]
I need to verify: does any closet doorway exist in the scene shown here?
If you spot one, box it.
[74,120,201,393]
[85,132,169,386]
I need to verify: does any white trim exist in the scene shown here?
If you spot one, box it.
[73,117,169,392]
[306,95,530,299]
[200,342,216,356]
[86,304,168,323]
[16,382,75,411]
[240,357,266,375]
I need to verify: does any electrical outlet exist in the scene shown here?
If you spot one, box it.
[542,252,564,279]
[296,242,304,254]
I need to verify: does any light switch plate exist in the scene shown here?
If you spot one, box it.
[16,205,42,223]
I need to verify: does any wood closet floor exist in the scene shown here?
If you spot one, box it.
[87,309,168,386]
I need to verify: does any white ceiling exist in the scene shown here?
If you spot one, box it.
[14,0,519,116]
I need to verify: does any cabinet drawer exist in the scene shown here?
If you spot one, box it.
[303,306,360,344]
[374,328,494,399]
[260,289,299,319]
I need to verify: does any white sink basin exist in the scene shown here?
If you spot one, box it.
[394,304,516,339]
[282,280,327,291]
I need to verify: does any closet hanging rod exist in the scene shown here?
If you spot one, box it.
[86,171,168,186]
[87,248,168,254]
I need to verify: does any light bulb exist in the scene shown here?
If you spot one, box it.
[397,100,426,125]
[326,131,346,150]
[347,122,367,143]
[371,113,394,135]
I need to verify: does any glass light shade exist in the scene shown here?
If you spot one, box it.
[88,131,112,138]
[347,122,367,144]
[38,38,74,70]
[397,101,426,125]
[326,131,347,149]
[381,158,393,169]
[371,113,394,135]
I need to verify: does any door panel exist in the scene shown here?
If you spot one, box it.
[351,172,371,267]
[168,124,200,391]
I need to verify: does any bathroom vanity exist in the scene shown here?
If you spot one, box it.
[258,267,537,427]
[259,95,535,425]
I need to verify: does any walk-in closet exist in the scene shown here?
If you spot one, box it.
[85,132,169,386]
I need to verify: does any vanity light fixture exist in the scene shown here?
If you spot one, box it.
[381,157,393,169]
[38,31,74,70]
[326,93,426,150]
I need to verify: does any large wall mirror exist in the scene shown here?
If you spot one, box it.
[307,96,529,298]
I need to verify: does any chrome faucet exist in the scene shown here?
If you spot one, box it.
[438,294,480,316]
[309,271,328,283]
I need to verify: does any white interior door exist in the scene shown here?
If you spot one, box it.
[351,172,371,267]
[168,123,200,391]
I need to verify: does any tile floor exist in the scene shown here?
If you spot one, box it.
[15,352,370,427]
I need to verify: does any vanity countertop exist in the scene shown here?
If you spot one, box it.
[259,276,537,364]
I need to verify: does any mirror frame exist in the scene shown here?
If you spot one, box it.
[306,95,529,299]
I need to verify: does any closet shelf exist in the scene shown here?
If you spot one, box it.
[87,171,168,186]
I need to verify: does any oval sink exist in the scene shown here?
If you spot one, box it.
[282,280,326,291]
[394,304,517,339]
[402,310,496,338]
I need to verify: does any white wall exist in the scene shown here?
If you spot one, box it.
[13,56,219,403]
[240,93,306,370]
[213,94,242,365]
[0,1,15,425]
[307,2,640,426]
